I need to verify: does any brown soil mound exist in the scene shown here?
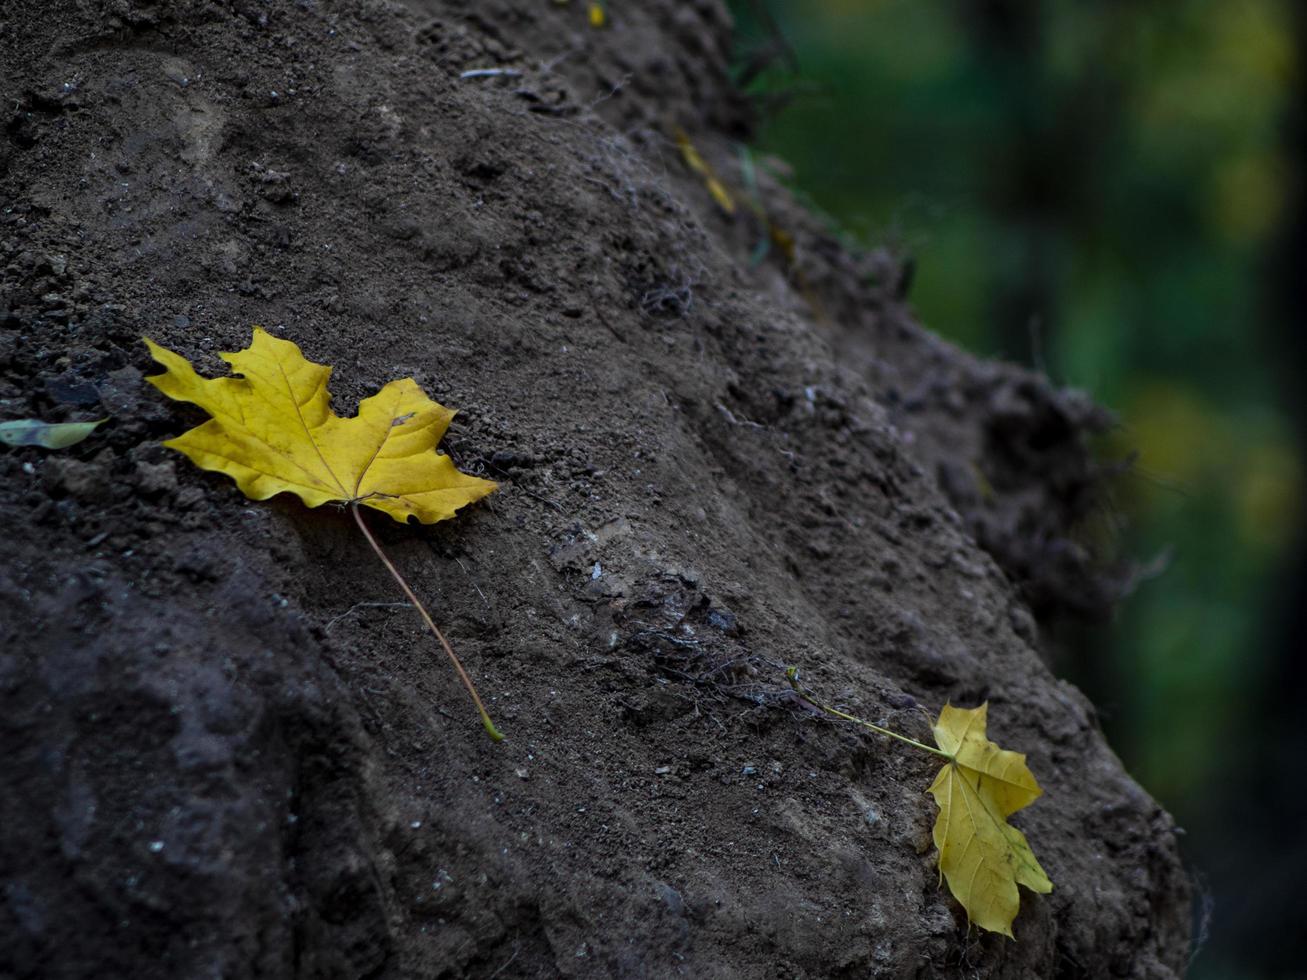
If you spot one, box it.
[1,2,1189,977]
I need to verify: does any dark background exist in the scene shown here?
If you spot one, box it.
[729,1,1307,976]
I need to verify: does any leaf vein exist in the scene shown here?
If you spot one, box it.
[273,357,345,494]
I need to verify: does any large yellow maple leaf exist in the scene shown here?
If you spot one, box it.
[143,327,496,524]
[927,703,1053,937]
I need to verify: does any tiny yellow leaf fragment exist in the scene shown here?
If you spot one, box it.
[927,703,1052,937]
[674,128,737,215]
[143,327,496,524]
[588,2,605,27]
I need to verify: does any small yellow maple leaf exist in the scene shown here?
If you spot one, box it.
[784,671,1052,938]
[927,703,1053,937]
[143,327,496,524]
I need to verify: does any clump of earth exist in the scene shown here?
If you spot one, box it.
[0,1,1189,977]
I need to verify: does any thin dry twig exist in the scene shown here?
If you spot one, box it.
[324,600,411,632]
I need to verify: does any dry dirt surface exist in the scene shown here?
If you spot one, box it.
[1,2,1190,977]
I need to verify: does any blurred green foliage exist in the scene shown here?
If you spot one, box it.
[730,1,1302,974]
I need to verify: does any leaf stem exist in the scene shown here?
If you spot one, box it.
[351,502,504,742]
[786,667,951,760]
